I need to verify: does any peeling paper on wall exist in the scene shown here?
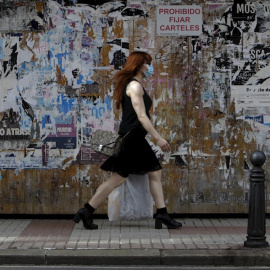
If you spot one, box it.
[73,167,92,187]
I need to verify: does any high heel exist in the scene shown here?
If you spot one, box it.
[73,212,81,223]
[155,218,163,229]
[155,213,182,229]
[73,207,98,230]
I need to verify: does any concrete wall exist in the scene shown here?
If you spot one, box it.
[0,0,269,214]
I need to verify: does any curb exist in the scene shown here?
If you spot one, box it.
[161,249,270,266]
[0,249,270,266]
[46,249,160,265]
[0,250,45,265]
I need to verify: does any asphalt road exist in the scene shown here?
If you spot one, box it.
[0,266,269,270]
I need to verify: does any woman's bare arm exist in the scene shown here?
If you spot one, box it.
[126,81,170,152]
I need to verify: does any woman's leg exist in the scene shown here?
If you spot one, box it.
[147,170,166,209]
[89,172,126,209]
[74,172,125,229]
[148,169,182,229]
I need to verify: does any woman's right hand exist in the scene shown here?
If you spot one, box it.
[156,137,170,153]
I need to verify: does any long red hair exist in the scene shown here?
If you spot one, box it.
[113,51,152,109]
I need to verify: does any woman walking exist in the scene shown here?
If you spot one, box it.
[73,50,182,230]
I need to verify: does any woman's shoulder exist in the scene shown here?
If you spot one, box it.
[128,78,144,89]
[126,80,144,96]
[128,79,141,86]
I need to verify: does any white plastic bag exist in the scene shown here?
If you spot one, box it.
[108,174,154,221]
[108,185,121,221]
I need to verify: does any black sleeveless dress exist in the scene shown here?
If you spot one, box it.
[100,78,162,177]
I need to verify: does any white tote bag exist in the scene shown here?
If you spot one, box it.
[108,174,154,221]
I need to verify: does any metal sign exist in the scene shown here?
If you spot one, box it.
[156,5,203,36]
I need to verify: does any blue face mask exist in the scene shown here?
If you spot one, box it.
[143,63,154,78]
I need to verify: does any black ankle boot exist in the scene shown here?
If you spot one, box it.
[73,204,98,230]
[155,213,182,229]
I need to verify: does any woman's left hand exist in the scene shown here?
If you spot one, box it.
[156,137,170,152]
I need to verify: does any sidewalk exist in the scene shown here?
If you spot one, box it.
[0,217,269,266]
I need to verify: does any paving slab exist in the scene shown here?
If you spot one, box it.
[0,217,269,266]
